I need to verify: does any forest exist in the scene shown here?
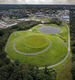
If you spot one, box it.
[70,8,75,80]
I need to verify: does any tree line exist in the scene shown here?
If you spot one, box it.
[70,8,75,80]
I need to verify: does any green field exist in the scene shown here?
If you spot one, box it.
[5,23,70,68]
[21,34,49,49]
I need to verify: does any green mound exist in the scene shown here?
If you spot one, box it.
[6,31,68,67]
[14,33,50,53]
[25,35,49,48]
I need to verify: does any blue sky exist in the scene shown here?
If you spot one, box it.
[0,0,75,4]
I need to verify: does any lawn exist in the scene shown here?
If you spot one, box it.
[32,23,68,44]
[21,34,49,49]
[6,30,68,67]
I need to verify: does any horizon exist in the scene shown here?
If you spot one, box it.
[0,4,75,5]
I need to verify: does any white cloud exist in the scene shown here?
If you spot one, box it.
[0,0,75,4]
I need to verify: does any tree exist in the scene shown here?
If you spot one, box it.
[50,18,62,25]
[0,64,14,80]
[71,61,75,80]
[14,59,20,66]
[44,65,48,74]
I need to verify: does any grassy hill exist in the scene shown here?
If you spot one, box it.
[5,23,70,68]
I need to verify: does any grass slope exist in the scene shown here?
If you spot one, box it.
[6,30,67,67]
[25,35,49,48]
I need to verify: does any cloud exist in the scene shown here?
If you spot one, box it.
[53,0,75,4]
[0,0,75,4]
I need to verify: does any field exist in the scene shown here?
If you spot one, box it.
[5,23,71,69]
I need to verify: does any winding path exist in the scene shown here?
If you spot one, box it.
[13,37,52,55]
[39,24,71,69]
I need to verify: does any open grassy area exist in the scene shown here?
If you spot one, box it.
[6,26,68,67]
[5,22,72,80]
[24,34,49,49]
[5,23,71,70]
[14,32,50,53]
[32,23,68,44]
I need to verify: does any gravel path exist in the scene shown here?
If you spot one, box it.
[13,37,52,55]
[5,32,17,52]
[39,25,71,69]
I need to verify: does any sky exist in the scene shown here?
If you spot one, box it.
[0,0,75,4]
